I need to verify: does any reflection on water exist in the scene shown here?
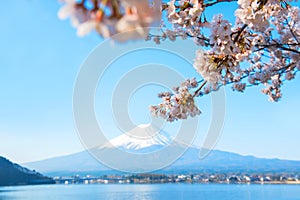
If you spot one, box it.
[0,184,300,200]
[0,188,19,200]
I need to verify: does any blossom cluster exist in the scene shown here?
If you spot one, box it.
[58,0,300,120]
[160,0,299,102]
[149,78,201,122]
[58,0,161,41]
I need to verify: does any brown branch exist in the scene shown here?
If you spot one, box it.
[233,24,248,43]
[204,0,238,7]
[193,80,207,97]
[280,47,300,54]
[218,62,297,90]
[255,43,300,54]
[287,20,300,44]
[162,0,238,10]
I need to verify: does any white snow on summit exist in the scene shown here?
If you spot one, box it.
[100,124,173,150]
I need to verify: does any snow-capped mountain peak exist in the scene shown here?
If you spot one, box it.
[100,124,172,151]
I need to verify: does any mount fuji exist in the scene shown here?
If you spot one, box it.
[24,124,300,176]
[98,124,173,153]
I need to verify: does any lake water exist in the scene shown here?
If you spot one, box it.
[0,184,299,200]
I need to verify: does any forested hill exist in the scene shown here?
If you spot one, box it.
[0,156,54,186]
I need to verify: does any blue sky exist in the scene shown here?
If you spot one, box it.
[1,1,300,163]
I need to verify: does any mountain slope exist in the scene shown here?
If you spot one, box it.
[164,148,300,173]
[0,156,54,186]
[24,124,300,175]
[24,151,110,174]
[25,148,300,176]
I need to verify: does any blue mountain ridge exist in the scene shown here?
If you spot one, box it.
[24,147,300,176]
[24,125,300,176]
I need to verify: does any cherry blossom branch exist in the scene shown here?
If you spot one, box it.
[284,17,300,44]
[233,24,248,43]
[193,80,207,97]
[255,44,300,54]
[204,0,238,7]
[57,0,300,121]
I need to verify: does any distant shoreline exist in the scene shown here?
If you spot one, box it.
[53,179,300,185]
[1,181,300,187]
[51,182,300,185]
[264,181,300,185]
[52,173,300,185]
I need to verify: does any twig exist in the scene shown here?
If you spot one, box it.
[193,80,207,97]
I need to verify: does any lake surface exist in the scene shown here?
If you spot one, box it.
[0,184,299,200]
